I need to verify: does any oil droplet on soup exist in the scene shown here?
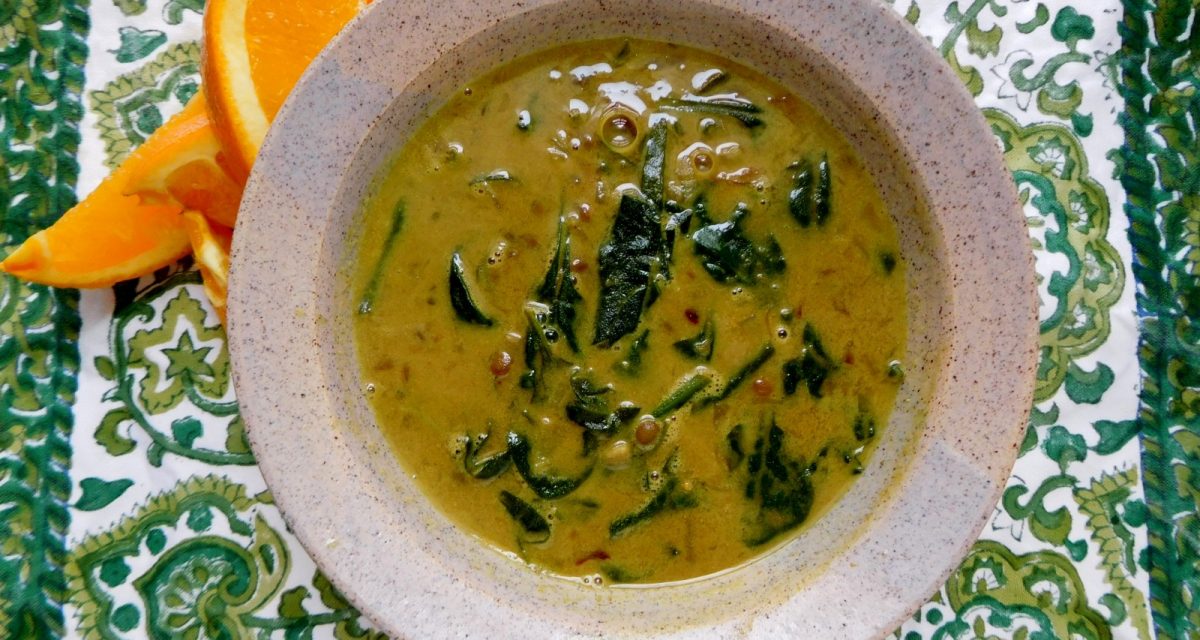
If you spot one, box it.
[353,38,907,584]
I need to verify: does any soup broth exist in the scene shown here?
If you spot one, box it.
[353,38,906,583]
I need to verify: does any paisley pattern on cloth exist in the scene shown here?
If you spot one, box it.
[0,0,1194,637]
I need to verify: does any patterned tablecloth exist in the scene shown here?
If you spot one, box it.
[1,0,1196,638]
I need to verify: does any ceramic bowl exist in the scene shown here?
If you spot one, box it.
[227,0,1038,637]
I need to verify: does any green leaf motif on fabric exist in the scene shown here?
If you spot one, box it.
[110,26,167,63]
[113,0,147,16]
[1064,361,1115,404]
[1049,6,1095,50]
[0,2,88,637]
[936,541,1111,640]
[1117,1,1200,637]
[94,270,252,466]
[76,478,135,512]
[1002,474,1077,546]
[164,0,204,24]
[89,41,201,169]
[987,110,1123,403]
[66,476,383,639]
[1074,468,1153,639]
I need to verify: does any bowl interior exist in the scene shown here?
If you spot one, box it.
[228,0,1037,637]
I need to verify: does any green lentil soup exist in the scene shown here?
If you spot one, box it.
[352,38,907,584]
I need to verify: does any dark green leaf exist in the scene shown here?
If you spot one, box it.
[640,120,669,208]
[449,251,495,326]
[499,490,551,542]
[787,155,831,227]
[593,194,664,346]
[742,417,814,547]
[565,372,637,435]
[673,318,715,361]
[853,411,876,441]
[463,431,512,479]
[782,325,835,398]
[659,95,763,128]
[725,424,746,469]
[507,432,593,499]
[691,205,785,284]
[536,217,583,351]
[614,329,650,376]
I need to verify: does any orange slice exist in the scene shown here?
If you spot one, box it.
[122,92,244,228]
[203,0,367,180]
[182,210,233,323]
[0,102,214,287]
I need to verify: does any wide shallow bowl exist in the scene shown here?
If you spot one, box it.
[227,0,1038,637]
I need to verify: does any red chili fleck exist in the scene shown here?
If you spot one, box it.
[578,203,592,222]
[684,309,700,324]
[575,550,611,565]
[570,258,588,273]
[843,352,855,365]
[752,378,773,397]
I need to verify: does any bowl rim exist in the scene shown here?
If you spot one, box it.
[227,0,1039,637]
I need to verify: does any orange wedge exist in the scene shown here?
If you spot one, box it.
[123,93,244,228]
[182,210,233,323]
[203,0,367,180]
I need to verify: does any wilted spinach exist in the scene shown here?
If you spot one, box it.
[448,251,494,326]
[673,318,715,361]
[691,204,785,285]
[781,324,836,398]
[787,155,831,227]
[499,490,551,543]
[593,193,665,346]
[659,94,764,128]
[536,216,583,352]
[742,417,815,547]
[564,371,639,436]
[506,431,593,499]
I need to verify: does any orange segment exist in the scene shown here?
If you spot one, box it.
[122,92,244,228]
[182,210,233,323]
[203,0,367,179]
[0,100,217,288]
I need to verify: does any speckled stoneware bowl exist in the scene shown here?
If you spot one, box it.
[227,0,1038,637]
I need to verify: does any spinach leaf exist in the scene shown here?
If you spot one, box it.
[651,372,713,417]
[358,201,405,314]
[787,155,831,227]
[499,490,551,543]
[614,329,650,377]
[641,119,669,208]
[742,417,815,547]
[565,371,639,435]
[507,431,593,499]
[536,217,583,352]
[724,424,746,470]
[659,94,764,128]
[673,318,715,361]
[781,325,835,398]
[609,454,698,537]
[691,205,786,285]
[463,430,511,479]
[519,301,575,400]
[698,343,775,408]
[449,251,494,326]
[593,193,664,346]
[853,411,876,442]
